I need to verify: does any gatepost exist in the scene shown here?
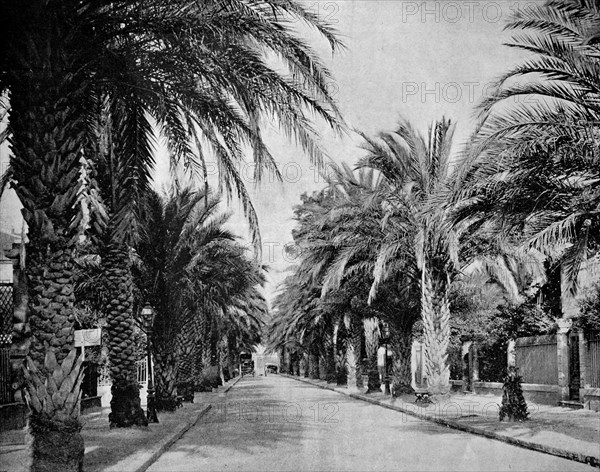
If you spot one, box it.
[556,319,572,401]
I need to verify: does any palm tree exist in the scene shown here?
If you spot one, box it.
[452,0,600,301]
[359,118,458,396]
[188,240,267,386]
[137,184,268,407]
[136,185,235,408]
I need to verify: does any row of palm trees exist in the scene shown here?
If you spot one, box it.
[135,185,267,410]
[1,0,344,470]
[267,0,600,398]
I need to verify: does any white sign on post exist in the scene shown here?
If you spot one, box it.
[74,328,102,347]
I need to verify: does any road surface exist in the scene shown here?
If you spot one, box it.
[148,375,594,471]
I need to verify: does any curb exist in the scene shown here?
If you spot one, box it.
[283,374,600,469]
[133,405,212,472]
[133,376,241,472]
[223,375,243,393]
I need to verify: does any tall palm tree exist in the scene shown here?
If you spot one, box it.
[136,185,237,409]
[452,0,600,301]
[360,118,458,396]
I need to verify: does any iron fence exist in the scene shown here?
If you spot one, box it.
[0,285,13,336]
[137,359,147,384]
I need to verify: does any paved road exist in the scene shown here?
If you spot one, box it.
[148,375,594,471]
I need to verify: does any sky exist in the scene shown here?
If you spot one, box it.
[152,0,534,305]
[0,0,534,304]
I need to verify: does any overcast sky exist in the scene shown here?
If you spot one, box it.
[154,0,534,305]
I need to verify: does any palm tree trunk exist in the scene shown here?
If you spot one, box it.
[318,355,327,381]
[228,336,238,377]
[390,328,413,395]
[218,335,228,384]
[335,321,347,385]
[153,343,179,411]
[103,244,147,427]
[325,326,337,383]
[26,243,78,367]
[23,350,85,472]
[280,348,288,374]
[10,59,89,467]
[363,317,381,393]
[318,331,332,381]
[344,315,362,390]
[290,351,300,376]
[308,344,320,379]
[176,332,195,402]
[193,312,208,385]
[301,352,309,377]
[421,264,451,395]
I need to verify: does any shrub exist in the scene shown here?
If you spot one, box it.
[499,367,529,422]
[177,380,194,402]
[578,283,600,337]
[196,366,221,392]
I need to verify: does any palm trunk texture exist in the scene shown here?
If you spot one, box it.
[335,321,347,385]
[176,332,195,402]
[10,45,89,468]
[363,317,381,393]
[344,316,362,389]
[23,350,85,472]
[103,245,147,427]
[308,345,320,379]
[325,329,337,383]
[390,329,414,395]
[154,345,179,411]
[421,265,451,395]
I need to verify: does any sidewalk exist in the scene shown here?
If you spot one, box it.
[0,376,241,472]
[285,375,600,469]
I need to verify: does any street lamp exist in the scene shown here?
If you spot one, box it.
[381,322,391,395]
[141,304,159,423]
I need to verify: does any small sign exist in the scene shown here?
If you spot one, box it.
[74,328,102,347]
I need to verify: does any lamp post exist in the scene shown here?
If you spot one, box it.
[141,304,159,423]
[382,322,391,395]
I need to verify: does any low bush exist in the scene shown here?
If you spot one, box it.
[196,366,221,392]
